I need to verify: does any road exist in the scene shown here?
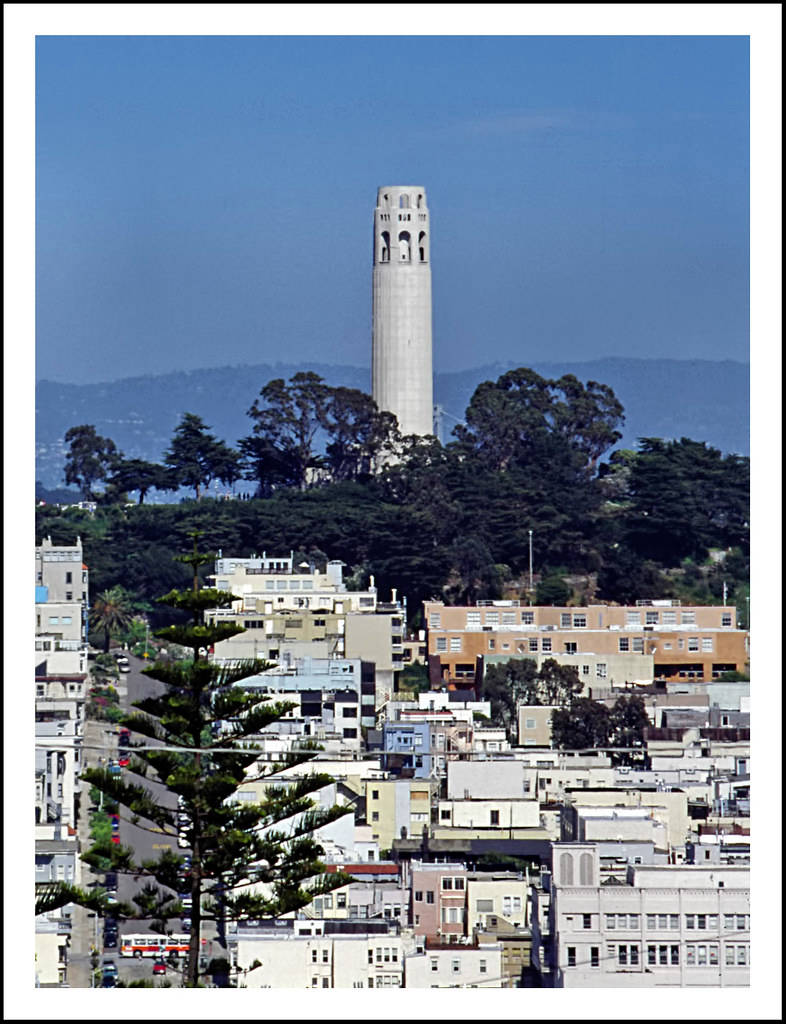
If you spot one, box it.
[109,652,222,983]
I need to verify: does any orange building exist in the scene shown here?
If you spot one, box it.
[423,600,749,685]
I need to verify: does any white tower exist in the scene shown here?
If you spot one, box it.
[372,185,434,437]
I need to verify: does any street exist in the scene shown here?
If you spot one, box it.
[92,652,221,986]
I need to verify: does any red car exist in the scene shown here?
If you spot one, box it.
[117,756,129,767]
[153,960,167,976]
[111,834,120,844]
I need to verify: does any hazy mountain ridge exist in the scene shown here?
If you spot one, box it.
[35,358,749,489]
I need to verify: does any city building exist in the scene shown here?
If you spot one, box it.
[424,600,749,685]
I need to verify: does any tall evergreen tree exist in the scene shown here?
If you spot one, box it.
[63,424,119,499]
[81,534,352,987]
[164,413,240,499]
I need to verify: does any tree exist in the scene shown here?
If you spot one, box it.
[243,373,331,492]
[322,386,399,481]
[623,438,750,564]
[551,697,612,750]
[482,657,584,735]
[63,424,119,499]
[89,586,135,653]
[535,574,571,606]
[106,457,175,504]
[164,413,240,499]
[608,694,650,766]
[454,368,624,474]
[81,534,352,987]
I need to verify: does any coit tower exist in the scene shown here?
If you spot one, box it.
[371,185,433,437]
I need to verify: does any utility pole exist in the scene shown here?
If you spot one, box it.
[528,530,534,604]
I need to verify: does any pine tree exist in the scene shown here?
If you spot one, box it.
[81,533,352,987]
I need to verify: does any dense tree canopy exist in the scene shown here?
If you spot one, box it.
[46,367,750,623]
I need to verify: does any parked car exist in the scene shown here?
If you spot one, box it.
[110,834,120,844]
[118,663,131,674]
[108,761,122,777]
[102,958,118,978]
[118,728,131,745]
[103,932,117,949]
[117,755,130,767]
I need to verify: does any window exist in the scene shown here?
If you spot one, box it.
[449,637,462,652]
[436,637,447,653]
[322,949,329,963]
[525,718,536,729]
[590,947,599,968]
[723,914,735,930]
[451,959,460,974]
[596,663,607,679]
[573,614,587,628]
[662,610,677,624]
[485,612,499,625]
[430,958,438,972]
[454,877,465,891]
[564,642,577,654]
[721,613,732,627]
[371,812,379,822]
[647,945,657,965]
[426,892,434,904]
[529,638,538,652]
[560,613,572,627]
[476,899,494,912]
[479,959,487,974]
[606,914,616,930]
[488,638,496,651]
[502,612,516,625]
[65,572,72,584]
[414,890,423,902]
[583,914,592,930]
[442,877,453,890]
[688,637,700,652]
[65,592,73,601]
[490,810,500,826]
[567,947,576,967]
[632,637,644,653]
[702,637,713,651]
[541,638,552,652]
[371,789,379,800]
[618,637,630,652]
[645,611,659,624]
[467,612,481,627]
[626,611,641,625]
[522,612,534,625]
[681,611,696,624]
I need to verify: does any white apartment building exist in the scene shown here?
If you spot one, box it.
[535,844,749,987]
[404,942,504,988]
[235,920,414,988]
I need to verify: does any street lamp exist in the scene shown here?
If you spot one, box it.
[528,530,534,604]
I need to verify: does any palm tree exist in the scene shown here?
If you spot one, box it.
[89,587,134,653]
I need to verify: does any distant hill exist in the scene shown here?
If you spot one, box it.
[35,358,749,490]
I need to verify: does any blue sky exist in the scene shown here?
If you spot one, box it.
[36,34,750,383]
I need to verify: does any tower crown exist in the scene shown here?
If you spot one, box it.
[374,186,429,266]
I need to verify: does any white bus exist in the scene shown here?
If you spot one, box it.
[119,933,190,958]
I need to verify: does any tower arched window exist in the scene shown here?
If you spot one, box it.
[399,194,410,209]
[418,230,428,262]
[417,194,424,209]
[380,231,390,263]
[559,852,574,886]
[579,852,593,886]
[398,231,411,262]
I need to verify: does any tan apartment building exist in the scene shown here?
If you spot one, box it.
[364,778,437,850]
[424,600,748,684]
